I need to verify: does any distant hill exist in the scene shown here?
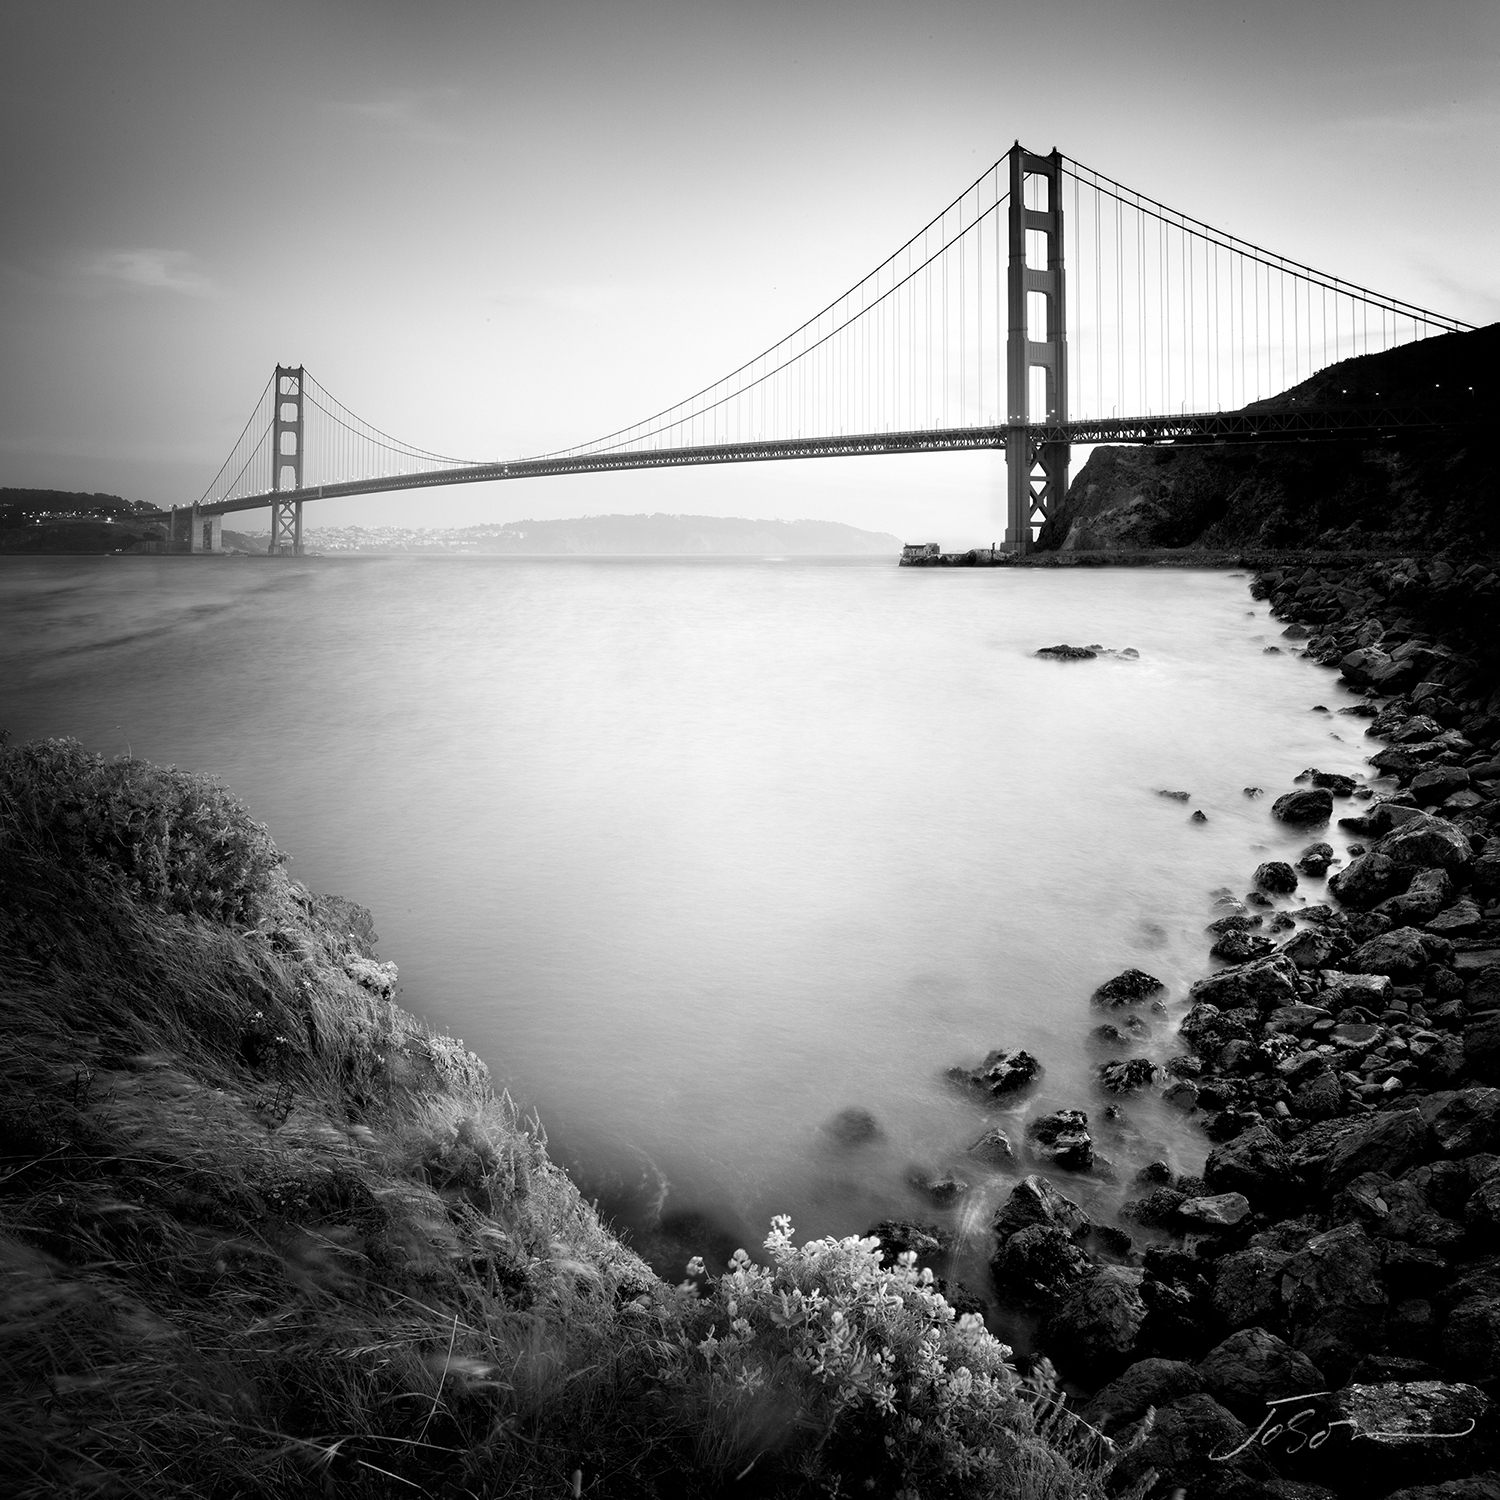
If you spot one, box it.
[295,514,904,556]
[0,488,164,554]
[1037,323,1499,554]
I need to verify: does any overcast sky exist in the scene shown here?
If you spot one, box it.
[2,0,1496,545]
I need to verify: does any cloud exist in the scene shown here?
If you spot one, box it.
[84,249,217,298]
[325,88,466,145]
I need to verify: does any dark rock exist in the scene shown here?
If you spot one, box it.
[1280,927,1339,970]
[1466,1016,1500,1085]
[1026,1109,1093,1172]
[1294,1073,1345,1120]
[1378,814,1474,873]
[1205,1124,1294,1205]
[1157,788,1192,802]
[1079,1357,1203,1437]
[1280,1223,1389,1382]
[1298,767,1359,796]
[1428,897,1484,934]
[1214,1245,1291,1331]
[1349,928,1446,984]
[989,1224,1092,1306]
[1327,1381,1494,1490]
[1419,1089,1500,1156]
[1323,1109,1428,1191]
[991,1173,1089,1242]
[1044,1265,1148,1379]
[908,1169,968,1203]
[1092,968,1167,1008]
[1121,1187,1189,1228]
[1380,1477,1500,1500]
[1377,868,1456,926]
[865,1220,950,1270]
[1035,643,1097,659]
[1256,861,1300,894]
[1189,954,1301,1013]
[966,1127,1014,1165]
[1190,808,1209,823]
[1442,1259,1500,1382]
[1275,788,1335,825]
[1105,1391,1272,1496]
[1136,1160,1174,1185]
[1411,766,1473,806]
[946,1047,1043,1099]
[1096,1057,1158,1093]
[823,1107,883,1145]
[1178,1192,1252,1229]
[1197,1327,1326,1420]
[1214,931,1279,963]
[1298,842,1336,876]
[1330,851,1411,909]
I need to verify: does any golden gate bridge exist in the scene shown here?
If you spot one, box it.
[157,144,1479,557]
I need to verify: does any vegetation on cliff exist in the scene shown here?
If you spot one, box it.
[0,735,1103,1498]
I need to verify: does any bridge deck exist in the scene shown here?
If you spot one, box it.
[162,405,1483,518]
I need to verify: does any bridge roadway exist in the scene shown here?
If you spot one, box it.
[154,404,1482,520]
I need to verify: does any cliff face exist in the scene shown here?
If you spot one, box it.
[1037,323,1500,555]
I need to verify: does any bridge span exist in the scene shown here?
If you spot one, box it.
[158,143,1476,556]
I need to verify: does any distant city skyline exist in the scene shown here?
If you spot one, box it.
[3,0,1497,547]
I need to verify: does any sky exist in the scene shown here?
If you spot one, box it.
[2,0,1497,547]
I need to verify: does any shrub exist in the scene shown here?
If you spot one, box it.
[0,737,284,925]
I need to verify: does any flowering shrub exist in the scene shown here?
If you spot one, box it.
[658,1217,1090,1498]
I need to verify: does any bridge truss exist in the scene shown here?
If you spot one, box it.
[172,144,1478,554]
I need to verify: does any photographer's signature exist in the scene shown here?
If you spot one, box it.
[1211,1392,1478,1461]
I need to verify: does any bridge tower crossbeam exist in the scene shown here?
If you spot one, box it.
[1005,144,1068,554]
[270,364,305,557]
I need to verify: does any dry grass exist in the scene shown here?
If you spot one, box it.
[0,738,1107,1499]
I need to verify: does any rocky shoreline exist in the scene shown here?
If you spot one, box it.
[891,555,1500,1500]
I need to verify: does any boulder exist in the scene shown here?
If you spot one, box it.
[1280,1223,1389,1382]
[1205,1124,1294,1205]
[1197,1327,1326,1420]
[1330,851,1411,909]
[1213,931,1279,963]
[946,1047,1042,1099]
[1326,1381,1493,1489]
[1376,867,1457,926]
[1298,767,1359,796]
[823,1107,883,1145]
[1213,1245,1290,1331]
[1078,1357,1203,1437]
[966,1127,1014,1165]
[1428,898,1484,935]
[865,1220,950,1269]
[1275,789,1335,825]
[1035,643,1097,659]
[989,1223,1092,1307]
[1466,1016,1500,1087]
[991,1173,1089,1242]
[1092,968,1166,1008]
[1256,861,1300,894]
[1096,1057,1158,1093]
[1178,1192,1252,1229]
[1045,1265,1148,1378]
[1442,1260,1500,1383]
[1419,1089,1500,1157]
[1294,1073,1345,1120]
[1322,1109,1428,1191]
[1104,1391,1272,1496]
[1378,815,1474,873]
[1281,928,1339,970]
[1348,928,1443,984]
[1320,969,1394,1009]
[1298,842,1336,876]
[1411,766,1472,806]
[1189,954,1301,1013]
[1026,1109,1093,1172]
[1381,1478,1500,1500]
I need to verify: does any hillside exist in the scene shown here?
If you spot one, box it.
[1036,323,1500,554]
[0,735,1094,1500]
[0,489,164,554]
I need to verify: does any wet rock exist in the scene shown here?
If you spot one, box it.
[1466,1016,1500,1086]
[1245,785,1265,798]
[1178,1192,1252,1229]
[1294,1073,1345,1120]
[1377,868,1456,926]
[1205,1124,1294,1206]
[946,1047,1042,1100]
[1163,1079,1201,1110]
[1298,842,1336,875]
[1105,1391,1272,1497]
[1378,814,1474,873]
[966,1127,1014,1165]
[1214,1243,1292,1331]
[1442,1259,1500,1382]
[989,1223,1093,1306]
[1327,1381,1493,1489]
[1035,643,1097,659]
[1026,1109,1094,1172]
[1349,928,1447,984]
[1092,968,1167,1008]
[1321,969,1394,1010]
[1190,809,1209,824]
[1297,767,1359,796]
[908,1169,968,1204]
[1121,1187,1189,1228]
[1096,1057,1158,1093]
[823,1107,883,1145]
[1280,1223,1389,1382]
[1157,788,1191,802]
[1330,851,1410,909]
[865,1220,950,1269]
[1188,953,1301,1013]
[1419,1088,1500,1157]
[1045,1265,1148,1379]
[1280,927,1339,970]
[991,1173,1090,1242]
[1197,1327,1326,1420]
[1078,1357,1203,1436]
[1322,1108,1427,1191]
[1411,766,1472,806]
[1275,788,1335,825]
[1428,898,1484,935]
[1213,931,1279,963]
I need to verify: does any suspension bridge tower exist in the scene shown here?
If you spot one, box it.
[270,365,305,556]
[1005,144,1069,554]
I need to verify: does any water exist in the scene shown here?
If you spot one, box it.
[0,554,1372,1289]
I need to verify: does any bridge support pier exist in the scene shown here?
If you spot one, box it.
[270,364,305,556]
[1004,144,1069,553]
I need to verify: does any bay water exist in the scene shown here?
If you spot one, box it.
[0,554,1370,1291]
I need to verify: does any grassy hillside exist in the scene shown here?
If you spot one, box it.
[0,489,164,554]
[0,735,1099,1499]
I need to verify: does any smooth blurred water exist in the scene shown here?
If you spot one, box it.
[0,554,1372,1281]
